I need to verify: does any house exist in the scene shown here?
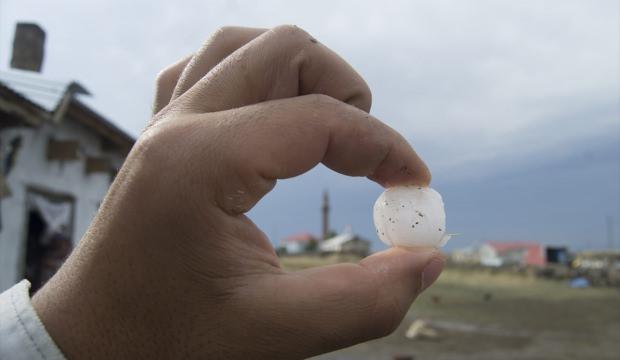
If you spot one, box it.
[278,191,371,257]
[0,23,134,292]
[320,229,370,258]
[545,246,571,265]
[279,232,318,255]
[573,250,620,270]
[573,251,620,287]
[450,245,481,264]
[479,241,545,267]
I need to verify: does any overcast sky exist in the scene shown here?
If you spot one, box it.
[1,0,618,251]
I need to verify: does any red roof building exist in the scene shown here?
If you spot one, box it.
[280,232,318,255]
[281,232,316,244]
[480,241,545,267]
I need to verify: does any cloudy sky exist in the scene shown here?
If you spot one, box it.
[1,0,618,251]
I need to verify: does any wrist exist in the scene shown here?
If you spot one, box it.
[31,232,160,359]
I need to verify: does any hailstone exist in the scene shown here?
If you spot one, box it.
[373,186,450,248]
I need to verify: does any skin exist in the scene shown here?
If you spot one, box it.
[32,25,444,359]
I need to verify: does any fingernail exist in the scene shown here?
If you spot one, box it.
[421,258,444,292]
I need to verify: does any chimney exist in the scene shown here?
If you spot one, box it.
[11,23,46,72]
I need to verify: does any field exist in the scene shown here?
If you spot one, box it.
[280,256,620,360]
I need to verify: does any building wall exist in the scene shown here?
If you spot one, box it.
[0,118,125,291]
[479,244,502,267]
[285,242,305,255]
[479,243,546,267]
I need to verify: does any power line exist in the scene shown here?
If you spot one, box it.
[0,78,65,94]
[606,216,615,250]
[13,88,60,101]
[0,70,67,87]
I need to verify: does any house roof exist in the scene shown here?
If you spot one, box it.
[66,97,134,153]
[281,232,316,244]
[0,80,47,127]
[0,70,73,112]
[0,70,134,151]
[484,241,543,252]
[320,232,370,252]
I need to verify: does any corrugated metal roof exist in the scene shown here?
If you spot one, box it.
[0,69,135,149]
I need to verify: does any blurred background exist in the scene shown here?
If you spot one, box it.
[0,1,618,359]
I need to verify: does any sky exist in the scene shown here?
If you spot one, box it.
[1,0,618,251]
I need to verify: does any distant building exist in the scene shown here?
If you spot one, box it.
[450,245,481,264]
[545,246,570,265]
[574,250,620,270]
[451,241,572,269]
[279,232,318,255]
[572,251,620,287]
[479,241,545,267]
[279,190,371,257]
[320,228,370,257]
[0,23,134,292]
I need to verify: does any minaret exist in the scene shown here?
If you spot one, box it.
[322,190,330,240]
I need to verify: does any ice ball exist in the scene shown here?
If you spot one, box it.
[373,186,450,248]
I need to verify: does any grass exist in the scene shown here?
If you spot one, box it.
[279,255,620,360]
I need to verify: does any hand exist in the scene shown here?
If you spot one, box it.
[32,25,444,359]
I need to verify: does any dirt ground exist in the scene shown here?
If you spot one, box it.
[281,256,620,360]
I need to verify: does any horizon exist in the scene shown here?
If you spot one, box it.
[1,0,618,253]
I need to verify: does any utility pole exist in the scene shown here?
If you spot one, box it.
[606,216,615,250]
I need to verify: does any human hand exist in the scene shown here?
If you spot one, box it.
[33,25,444,359]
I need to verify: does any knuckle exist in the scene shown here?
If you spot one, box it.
[155,57,190,89]
[307,93,339,107]
[271,24,310,41]
[200,27,237,55]
[134,124,168,160]
[135,119,187,164]
[210,26,235,41]
[155,66,176,88]
[350,84,373,113]
[201,26,247,57]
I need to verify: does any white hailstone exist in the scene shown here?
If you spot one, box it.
[373,186,451,248]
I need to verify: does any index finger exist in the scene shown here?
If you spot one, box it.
[169,95,430,215]
[176,25,372,114]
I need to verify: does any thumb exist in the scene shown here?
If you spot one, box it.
[265,247,444,358]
